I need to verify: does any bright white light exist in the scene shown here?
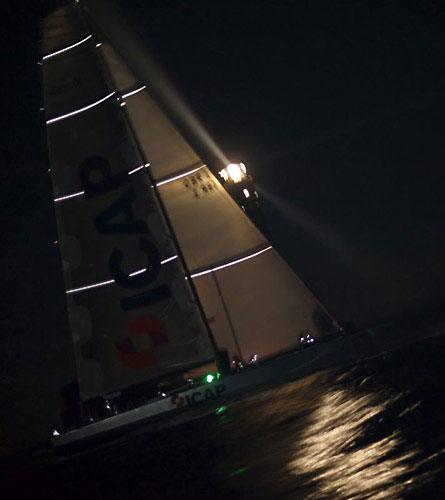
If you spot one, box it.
[219,169,229,181]
[190,246,272,278]
[156,165,205,186]
[121,85,147,99]
[43,34,92,60]
[46,92,116,124]
[226,163,244,183]
[54,190,85,202]
[120,102,126,107]
[128,163,150,175]
[219,163,246,183]
[65,256,178,294]
[243,188,250,198]
[96,42,102,48]
[52,429,60,436]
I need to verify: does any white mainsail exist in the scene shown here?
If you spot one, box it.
[42,4,214,402]
[42,1,338,402]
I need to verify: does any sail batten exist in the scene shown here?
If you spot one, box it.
[54,190,85,203]
[43,34,93,60]
[66,255,178,295]
[189,245,273,278]
[155,163,206,186]
[46,91,116,124]
[54,163,150,202]
[121,85,147,99]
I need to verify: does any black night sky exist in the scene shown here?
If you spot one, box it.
[1,0,444,455]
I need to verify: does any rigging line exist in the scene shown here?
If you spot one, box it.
[53,163,150,202]
[156,165,206,186]
[121,85,147,99]
[42,34,93,60]
[46,92,116,124]
[190,246,273,279]
[66,255,178,295]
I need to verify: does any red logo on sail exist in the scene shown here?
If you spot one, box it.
[115,316,168,369]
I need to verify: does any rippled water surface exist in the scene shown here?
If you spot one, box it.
[3,334,445,499]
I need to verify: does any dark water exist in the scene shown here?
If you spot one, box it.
[3,334,445,499]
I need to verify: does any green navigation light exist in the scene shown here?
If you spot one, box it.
[228,466,249,478]
[204,372,221,384]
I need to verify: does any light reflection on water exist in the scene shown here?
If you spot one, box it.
[289,387,418,499]
[212,339,444,499]
[2,337,444,500]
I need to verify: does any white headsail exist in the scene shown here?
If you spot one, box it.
[90,12,339,362]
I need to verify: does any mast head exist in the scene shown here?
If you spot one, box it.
[218,163,247,184]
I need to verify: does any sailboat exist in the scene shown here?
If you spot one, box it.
[41,0,342,447]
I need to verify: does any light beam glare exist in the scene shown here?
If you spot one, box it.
[84,0,229,166]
